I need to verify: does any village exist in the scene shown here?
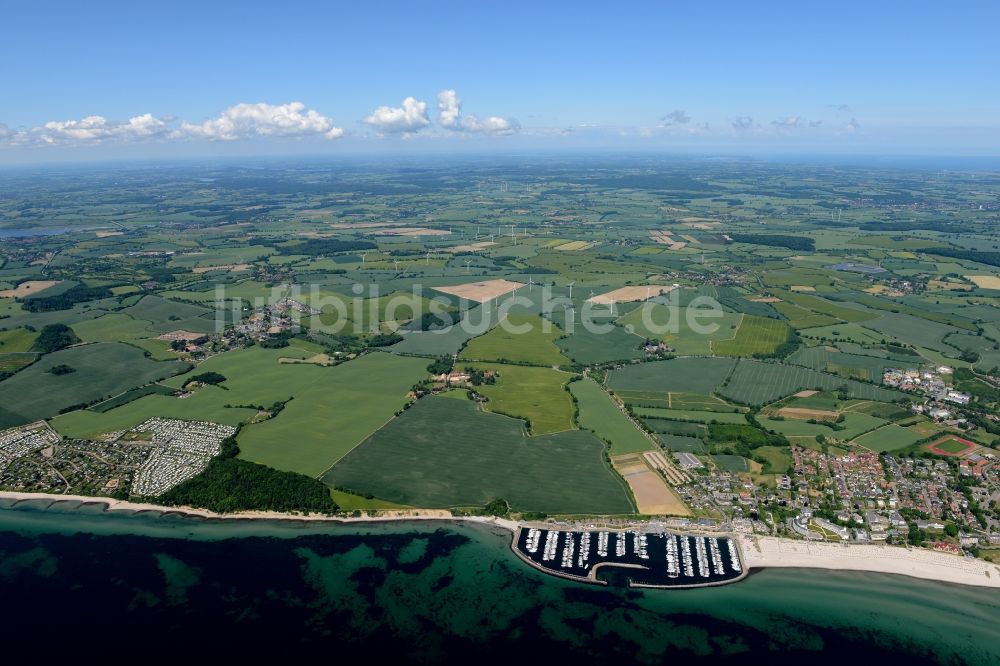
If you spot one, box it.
[0,418,235,498]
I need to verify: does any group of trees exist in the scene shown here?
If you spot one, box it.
[19,284,113,312]
[31,323,80,353]
[159,435,338,514]
[728,233,816,252]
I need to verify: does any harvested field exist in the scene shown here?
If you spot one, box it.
[790,285,816,292]
[95,230,124,238]
[0,280,61,298]
[554,240,597,251]
[433,279,524,303]
[278,353,334,366]
[191,263,250,274]
[448,241,496,252]
[749,296,783,303]
[587,284,675,304]
[967,275,1000,290]
[612,453,690,515]
[157,330,207,341]
[374,227,451,236]
[794,390,818,397]
[643,450,688,485]
[777,407,840,421]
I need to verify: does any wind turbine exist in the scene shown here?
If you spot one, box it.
[425,251,431,265]
[360,252,367,264]
[567,281,575,299]
[646,286,651,301]
[464,259,472,274]
[393,258,400,272]
[528,275,534,292]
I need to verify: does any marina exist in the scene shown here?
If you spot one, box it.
[513,527,746,588]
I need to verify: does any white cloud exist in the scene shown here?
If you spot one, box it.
[178,102,343,141]
[362,96,430,134]
[22,113,169,145]
[772,116,802,127]
[846,118,861,132]
[659,109,690,126]
[436,90,519,135]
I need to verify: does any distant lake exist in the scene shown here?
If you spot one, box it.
[0,498,997,663]
[0,227,75,238]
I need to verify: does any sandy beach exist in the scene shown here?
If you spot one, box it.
[739,534,1000,588]
[3,490,997,588]
[0,490,520,531]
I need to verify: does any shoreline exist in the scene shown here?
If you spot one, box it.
[0,490,521,532]
[2,491,998,589]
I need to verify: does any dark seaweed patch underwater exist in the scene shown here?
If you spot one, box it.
[0,502,997,664]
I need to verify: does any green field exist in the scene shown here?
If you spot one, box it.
[0,328,39,352]
[645,419,708,437]
[755,445,791,474]
[0,343,189,428]
[237,352,430,476]
[607,357,736,395]
[712,315,793,357]
[570,378,653,453]
[854,424,924,452]
[719,360,904,406]
[0,354,37,377]
[51,349,426,474]
[459,314,569,366]
[655,433,707,453]
[618,305,742,355]
[557,324,645,364]
[70,313,156,342]
[712,454,750,472]
[322,396,634,514]
[763,412,887,440]
[634,407,749,424]
[861,313,962,354]
[465,362,575,435]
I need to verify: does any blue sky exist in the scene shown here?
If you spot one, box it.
[1,1,999,162]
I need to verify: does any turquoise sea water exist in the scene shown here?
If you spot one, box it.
[0,498,997,664]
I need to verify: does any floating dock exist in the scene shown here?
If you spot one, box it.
[512,527,746,589]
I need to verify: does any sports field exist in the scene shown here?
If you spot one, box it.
[853,424,924,453]
[607,357,736,395]
[322,396,635,514]
[459,313,569,366]
[927,435,978,456]
[570,378,653,454]
[464,362,575,435]
[712,315,792,357]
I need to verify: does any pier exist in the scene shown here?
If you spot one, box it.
[511,527,747,589]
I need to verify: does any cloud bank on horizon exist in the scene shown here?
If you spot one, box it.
[0,90,530,150]
[0,93,867,153]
